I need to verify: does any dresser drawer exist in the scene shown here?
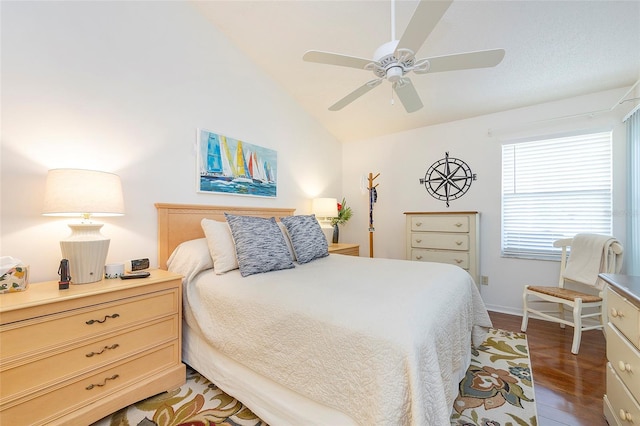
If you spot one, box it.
[410,216,469,233]
[605,362,640,425]
[0,342,179,425]
[604,393,622,426]
[0,288,179,360]
[410,249,469,269]
[410,233,469,251]
[607,322,640,398]
[608,287,640,350]
[0,316,178,402]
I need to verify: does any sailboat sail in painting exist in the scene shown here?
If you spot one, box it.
[202,133,233,181]
[198,129,277,197]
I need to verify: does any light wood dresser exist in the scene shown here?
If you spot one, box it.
[328,243,360,256]
[0,269,186,425]
[404,211,480,286]
[600,273,640,426]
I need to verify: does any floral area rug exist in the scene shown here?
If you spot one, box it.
[93,328,536,426]
[451,328,537,426]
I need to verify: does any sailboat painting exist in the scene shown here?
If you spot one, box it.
[197,129,277,197]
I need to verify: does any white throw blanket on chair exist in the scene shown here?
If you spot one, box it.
[563,233,622,290]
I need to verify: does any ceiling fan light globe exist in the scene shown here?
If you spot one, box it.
[386,66,403,82]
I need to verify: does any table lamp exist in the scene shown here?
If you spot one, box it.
[312,197,338,229]
[43,169,124,284]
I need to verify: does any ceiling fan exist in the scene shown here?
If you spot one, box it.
[302,0,505,113]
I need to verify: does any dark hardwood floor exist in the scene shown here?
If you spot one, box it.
[489,311,608,426]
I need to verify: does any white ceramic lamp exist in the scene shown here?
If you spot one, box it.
[43,169,124,284]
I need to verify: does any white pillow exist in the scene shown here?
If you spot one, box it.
[166,238,213,283]
[278,222,297,261]
[201,218,239,274]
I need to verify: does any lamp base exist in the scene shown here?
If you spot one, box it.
[60,223,110,284]
[316,219,333,244]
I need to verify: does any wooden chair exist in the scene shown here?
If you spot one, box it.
[521,236,623,354]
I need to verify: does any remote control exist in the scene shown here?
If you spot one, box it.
[120,271,151,279]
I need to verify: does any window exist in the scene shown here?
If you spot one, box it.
[501,130,612,260]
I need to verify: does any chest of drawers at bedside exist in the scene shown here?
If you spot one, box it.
[0,269,186,425]
[404,211,479,286]
[328,243,360,256]
[600,274,640,426]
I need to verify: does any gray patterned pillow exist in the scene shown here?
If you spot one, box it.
[225,214,295,277]
[280,215,329,264]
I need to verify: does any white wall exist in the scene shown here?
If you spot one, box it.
[1,1,632,316]
[341,87,630,314]
[1,1,342,282]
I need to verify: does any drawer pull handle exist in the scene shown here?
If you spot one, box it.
[619,409,633,422]
[415,222,422,227]
[618,361,633,373]
[455,259,463,264]
[416,255,423,260]
[86,314,120,325]
[455,223,463,227]
[86,374,119,390]
[610,308,624,318]
[86,344,120,357]
[415,239,422,243]
[455,241,463,246]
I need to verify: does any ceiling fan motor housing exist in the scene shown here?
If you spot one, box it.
[372,40,418,81]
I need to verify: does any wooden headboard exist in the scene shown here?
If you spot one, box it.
[155,203,295,269]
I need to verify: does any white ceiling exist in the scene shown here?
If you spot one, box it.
[192,0,640,142]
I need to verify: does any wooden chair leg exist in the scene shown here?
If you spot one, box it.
[571,298,583,355]
[559,302,566,329]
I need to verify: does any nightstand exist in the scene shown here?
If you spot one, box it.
[328,243,360,256]
[0,269,186,425]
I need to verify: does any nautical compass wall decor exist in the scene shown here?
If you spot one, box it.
[419,152,477,207]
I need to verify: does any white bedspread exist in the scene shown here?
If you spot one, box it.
[183,255,491,425]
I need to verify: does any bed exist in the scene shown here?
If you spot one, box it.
[156,203,492,426]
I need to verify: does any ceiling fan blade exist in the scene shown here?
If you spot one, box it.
[396,0,453,55]
[393,78,423,113]
[329,79,383,111]
[416,48,506,74]
[303,50,372,70]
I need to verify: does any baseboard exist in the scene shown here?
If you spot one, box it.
[485,305,523,317]
[486,305,602,330]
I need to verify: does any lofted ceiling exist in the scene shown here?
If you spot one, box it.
[192,0,640,143]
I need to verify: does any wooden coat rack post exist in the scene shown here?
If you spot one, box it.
[368,172,379,258]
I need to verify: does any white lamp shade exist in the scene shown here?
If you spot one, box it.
[43,168,125,218]
[312,197,338,218]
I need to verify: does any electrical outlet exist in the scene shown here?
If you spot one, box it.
[481,275,489,285]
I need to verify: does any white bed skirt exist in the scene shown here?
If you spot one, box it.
[182,320,359,426]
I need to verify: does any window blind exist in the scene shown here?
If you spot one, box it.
[501,131,612,260]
